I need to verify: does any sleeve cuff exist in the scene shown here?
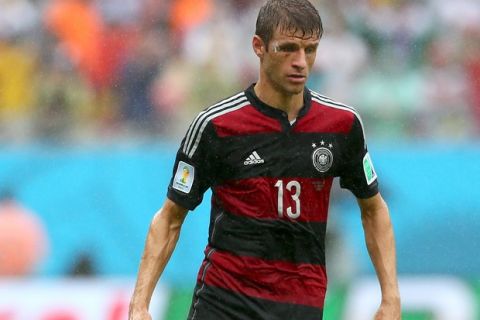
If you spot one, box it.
[167,188,200,211]
[340,178,379,199]
[353,187,379,199]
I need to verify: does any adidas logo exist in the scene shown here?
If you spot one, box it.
[244,151,265,165]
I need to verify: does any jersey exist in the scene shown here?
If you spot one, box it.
[167,84,379,320]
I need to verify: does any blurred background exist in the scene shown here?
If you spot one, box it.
[0,0,479,319]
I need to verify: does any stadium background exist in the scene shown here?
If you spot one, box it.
[0,0,479,319]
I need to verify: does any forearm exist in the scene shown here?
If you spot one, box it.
[361,197,399,301]
[130,203,186,311]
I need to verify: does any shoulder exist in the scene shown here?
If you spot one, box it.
[308,89,366,135]
[309,89,363,124]
[190,89,280,138]
[190,91,250,129]
[182,91,250,158]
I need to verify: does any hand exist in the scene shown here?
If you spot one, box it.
[374,299,401,320]
[128,307,152,320]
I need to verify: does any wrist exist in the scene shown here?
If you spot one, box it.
[381,293,401,305]
[129,299,149,312]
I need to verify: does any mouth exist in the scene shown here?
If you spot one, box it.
[287,74,306,83]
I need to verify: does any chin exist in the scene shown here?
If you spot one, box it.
[284,84,304,95]
[270,78,305,96]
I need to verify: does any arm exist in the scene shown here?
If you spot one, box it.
[357,193,401,320]
[129,199,188,320]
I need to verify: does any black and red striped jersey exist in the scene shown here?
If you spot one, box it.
[167,84,379,320]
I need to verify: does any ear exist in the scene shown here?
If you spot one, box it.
[252,35,266,58]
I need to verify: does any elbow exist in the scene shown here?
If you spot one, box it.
[150,207,185,235]
[361,199,390,227]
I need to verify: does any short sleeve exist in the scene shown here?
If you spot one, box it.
[339,115,379,198]
[167,121,217,210]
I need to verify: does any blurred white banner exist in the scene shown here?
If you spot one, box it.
[344,276,477,320]
[0,278,169,320]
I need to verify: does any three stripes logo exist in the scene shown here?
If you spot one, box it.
[244,151,265,165]
[310,90,367,148]
[182,92,249,159]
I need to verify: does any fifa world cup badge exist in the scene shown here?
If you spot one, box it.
[363,152,377,185]
[173,161,195,193]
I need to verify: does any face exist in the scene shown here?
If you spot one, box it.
[255,27,320,95]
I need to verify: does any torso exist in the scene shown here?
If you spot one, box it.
[186,85,360,320]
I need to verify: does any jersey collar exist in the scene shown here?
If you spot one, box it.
[245,84,312,121]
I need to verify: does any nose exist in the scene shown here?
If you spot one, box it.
[292,49,307,70]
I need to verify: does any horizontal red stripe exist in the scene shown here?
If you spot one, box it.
[203,248,327,308]
[213,177,332,222]
[294,101,354,134]
[212,105,282,137]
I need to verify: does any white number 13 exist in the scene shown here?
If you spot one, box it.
[274,180,301,219]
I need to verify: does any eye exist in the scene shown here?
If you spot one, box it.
[276,43,298,53]
[305,45,318,54]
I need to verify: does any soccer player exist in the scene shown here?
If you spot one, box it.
[129,0,401,319]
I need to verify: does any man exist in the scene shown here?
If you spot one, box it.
[129,0,401,319]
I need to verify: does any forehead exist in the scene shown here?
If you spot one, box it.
[271,26,320,44]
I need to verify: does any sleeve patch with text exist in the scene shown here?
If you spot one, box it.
[173,161,195,193]
[363,153,377,185]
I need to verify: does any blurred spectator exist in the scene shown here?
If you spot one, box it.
[462,27,480,135]
[0,0,40,141]
[341,0,435,67]
[140,0,173,30]
[0,0,38,38]
[0,36,37,140]
[434,0,480,31]
[170,0,213,40]
[117,29,169,134]
[420,35,472,139]
[0,190,49,276]
[34,43,95,142]
[313,4,369,101]
[44,0,104,88]
[353,63,423,139]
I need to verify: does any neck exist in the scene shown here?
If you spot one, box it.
[253,80,304,121]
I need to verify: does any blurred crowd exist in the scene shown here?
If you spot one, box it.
[0,0,479,144]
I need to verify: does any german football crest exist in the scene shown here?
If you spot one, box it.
[312,147,333,173]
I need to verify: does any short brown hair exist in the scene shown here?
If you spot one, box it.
[255,0,323,48]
